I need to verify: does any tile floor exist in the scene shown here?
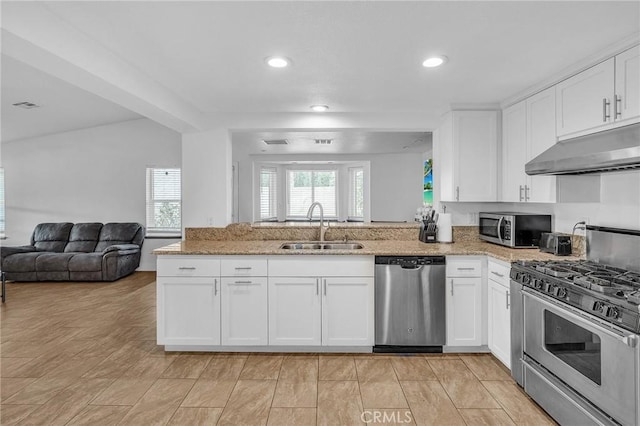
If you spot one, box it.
[0,272,556,425]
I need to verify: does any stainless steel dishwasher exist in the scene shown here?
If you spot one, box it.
[374,256,446,352]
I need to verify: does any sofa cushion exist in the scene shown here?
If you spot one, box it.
[95,223,143,252]
[64,223,102,253]
[35,253,76,272]
[68,253,103,272]
[31,223,73,252]
[3,252,45,272]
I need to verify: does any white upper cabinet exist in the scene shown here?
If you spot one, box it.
[556,58,615,138]
[436,110,499,202]
[556,45,640,139]
[501,101,528,202]
[526,87,557,202]
[501,87,557,203]
[615,45,640,122]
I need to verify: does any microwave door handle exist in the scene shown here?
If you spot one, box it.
[497,216,504,244]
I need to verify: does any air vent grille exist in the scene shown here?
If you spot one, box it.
[315,139,333,145]
[263,139,288,145]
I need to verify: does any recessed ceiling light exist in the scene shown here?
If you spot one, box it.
[310,105,329,112]
[422,56,448,68]
[265,56,291,68]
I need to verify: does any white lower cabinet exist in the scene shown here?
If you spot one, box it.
[487,258,511,368]
[221,277,268,345]
[488,280,511,368]
[446,256,484,347]
[268,277,322,345]
[322,277,374,346]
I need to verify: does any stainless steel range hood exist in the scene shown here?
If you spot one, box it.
[525,123,640,175]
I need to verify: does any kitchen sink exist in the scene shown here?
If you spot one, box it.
[279,242,364,250]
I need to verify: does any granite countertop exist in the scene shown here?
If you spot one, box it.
[153,239,583,263]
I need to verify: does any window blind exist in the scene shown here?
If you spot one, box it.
[286,170,337,219]
[348,167,364,221]
[146,168,181,235]
[259,167,278,221]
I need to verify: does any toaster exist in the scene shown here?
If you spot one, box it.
[539,232,572,256]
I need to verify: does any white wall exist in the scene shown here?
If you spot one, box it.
[233,152,424,223]
[440,170,640,234]
[2,118,181,271]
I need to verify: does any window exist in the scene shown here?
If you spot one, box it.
[348,167,364,221]
[259,167,278,221]
[146,168,181,236]
[286,170,337,219]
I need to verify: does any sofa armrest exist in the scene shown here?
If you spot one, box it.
[1,245,37,258]
[102,244,140,255]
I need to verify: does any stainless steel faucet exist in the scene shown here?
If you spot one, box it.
[306,202,326,242]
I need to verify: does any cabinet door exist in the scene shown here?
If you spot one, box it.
[454,111,498,201]
[526,87,557,203]
[157,277,220,345]
[221,277,268,345]
[615,45,640,122]
[556,58,615,137]
[446,277,482,347]
[322,277,374,346]
[268,277,321,345]
[501,101,527,202]
[488,280,511,368]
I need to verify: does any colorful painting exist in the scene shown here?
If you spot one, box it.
[423,159,433,205]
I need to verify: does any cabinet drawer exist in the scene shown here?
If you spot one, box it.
[221,257,268,276]
[488,259,511,288]
[269,256,374,277]
[157,256,220,277]
[446,257,483,277]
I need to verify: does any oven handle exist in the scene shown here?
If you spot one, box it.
[497,216,504,244]
[523,289,639,347]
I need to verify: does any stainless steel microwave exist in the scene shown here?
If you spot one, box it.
[479,212,551,248]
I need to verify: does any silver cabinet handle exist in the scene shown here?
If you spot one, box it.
[525,185,530,202]
[506,290,510,309]
[519,185,524,202]
[214,278,218,296]
[450,279,454,296]
[178,267,196,270]
[491,271,505,278]
[603,98,611,122]
[232,280,254,285]
[457,267,475,271]
[456,186,460,201]
[234,267,252,270]
[323,279,327,296]
[316,278,319,295]
[615,94,622,119]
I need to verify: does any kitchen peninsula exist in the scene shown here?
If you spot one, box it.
[153,222,583,355]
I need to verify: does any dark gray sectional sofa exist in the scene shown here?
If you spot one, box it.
[1,222,145,282]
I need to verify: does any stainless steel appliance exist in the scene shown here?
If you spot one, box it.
[539,232,573,256]
[374,256,446,352]
[479,212,551,248]
[511,226,640,426]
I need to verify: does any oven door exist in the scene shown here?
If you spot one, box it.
[523,290,639,426]
[479,215,512,246]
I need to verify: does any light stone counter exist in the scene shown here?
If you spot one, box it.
[153,239,583,263]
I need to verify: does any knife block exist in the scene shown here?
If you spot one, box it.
[419,222,437,243]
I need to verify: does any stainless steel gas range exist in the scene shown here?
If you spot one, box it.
[511,226,640,426]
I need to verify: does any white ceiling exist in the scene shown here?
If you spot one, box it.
[1,1,639,142]
[232,130,431,155]
[1,55,141,142]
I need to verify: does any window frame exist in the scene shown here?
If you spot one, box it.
[285,167,339,221]
[259,166,279,221]
[145,167,182,237]
[347,166,365,222]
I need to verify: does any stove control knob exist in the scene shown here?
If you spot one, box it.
[544,282,553,293]
[533,279,543,290]
[592,301,604,312]
[554,287,567,298]
[605,307,620,319]
[521,275,531,285]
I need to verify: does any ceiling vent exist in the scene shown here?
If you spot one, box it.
[315,139,333,145]
[12,101,40,109]
[263,139,289,145]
